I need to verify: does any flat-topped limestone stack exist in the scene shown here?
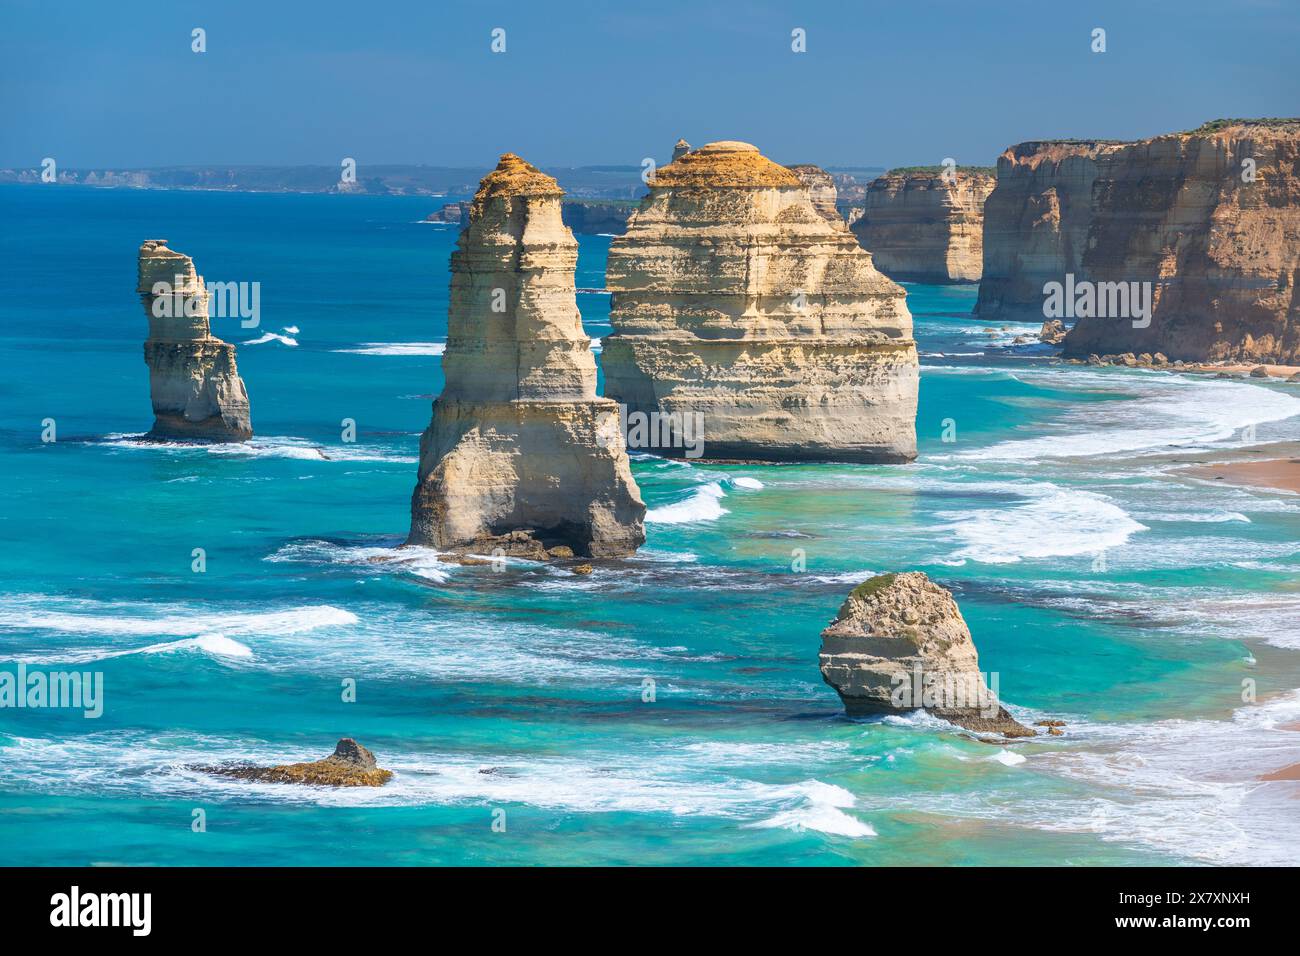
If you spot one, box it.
[137,239,252,441]
[1063,119,1300,363]
[819,572,1033,738]
[406,153,645,558]
[602,141,918,463]
[852,167,996,282]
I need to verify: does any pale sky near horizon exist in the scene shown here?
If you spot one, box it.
[2,0,1297,171]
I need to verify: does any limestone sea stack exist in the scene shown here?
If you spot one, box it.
[603,141,918,463]
[137,239,252,441]
[852,167,996,283]
[818,572,1033,738]
[406,154,645,558]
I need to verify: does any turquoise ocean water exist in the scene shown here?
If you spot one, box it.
[1,184,1297,866]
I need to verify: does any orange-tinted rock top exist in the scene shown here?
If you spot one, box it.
[651,141,801,189]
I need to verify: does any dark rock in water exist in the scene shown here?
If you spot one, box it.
[818,572,1034,738]
[198,738,393,787]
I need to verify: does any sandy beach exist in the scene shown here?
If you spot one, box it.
[1184,458,1300,494]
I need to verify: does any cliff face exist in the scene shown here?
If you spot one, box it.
[137,239,252,441]
[979,120,1300,362]
[852,169,995,283]
[819,572,1032,737]
[974,142,1117,321]
[786,164,842,224]
[1064,120,1300,363]
[602,141,918,464]
[407,154,645,558]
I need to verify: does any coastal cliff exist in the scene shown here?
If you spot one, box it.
[852,167,995,283]
[819,573,1032,738]
[602,141,918,463]
[1064,119,1300,363]
[978,119,1299,363]
[407,154,645,558]
[974,142,1116,320]
[137,239,252,441]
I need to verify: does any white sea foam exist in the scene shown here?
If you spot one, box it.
[96,435,416,464]
[937,485,1147,564]
[243,330,298,346]
[0,734,872,838]
[265,540,451,583]
[0,596,357,641]
[17,633,255,665]
[646,481,729,524]
[334,342,446,356]
[955,374,1300,462]
[1023,692,1300,865]
[730,476,764,490]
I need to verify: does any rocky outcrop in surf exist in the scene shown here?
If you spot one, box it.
[852,167,995,283]
[137,239,252,441]
[978,119,1300,364]
[819,572,1033,738]
[407,153,645,558]
[602,141,918,463]
[199,738,393,787]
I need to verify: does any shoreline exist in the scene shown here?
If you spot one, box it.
[1183,458,1300,495]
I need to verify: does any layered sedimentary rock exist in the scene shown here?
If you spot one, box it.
[974,141,1117,321]
[407,154,645,557]
[1064,119,1300,363]
[137,239,252,441]
[852,168,995,283]
[981,119,1300,363]
[786,164,842,223]
[603,141,917,463]
[819,573,1032,737]
[200,738,393,787]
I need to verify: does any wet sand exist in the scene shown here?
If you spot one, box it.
[1184,458,1300,494]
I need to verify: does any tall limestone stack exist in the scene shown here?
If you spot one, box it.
[974,142,1118,320]
[1063,119,1300,363]
[603,141,917,464]
[137,239,252,441]
[819,572,1033,737]
[852,167,996,283]
[406,154,645,558]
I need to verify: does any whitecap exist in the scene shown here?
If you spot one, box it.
[645,481,728,524]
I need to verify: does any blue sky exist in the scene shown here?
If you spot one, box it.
[2,0,1296,169]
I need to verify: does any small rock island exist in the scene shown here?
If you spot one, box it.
[200,738,393,787]
[819,572,1033,738]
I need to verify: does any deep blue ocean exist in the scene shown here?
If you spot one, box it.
[1,184,1298,865]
